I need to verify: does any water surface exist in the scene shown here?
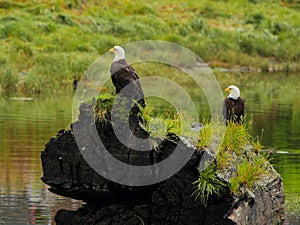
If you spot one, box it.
[0,94,81,224]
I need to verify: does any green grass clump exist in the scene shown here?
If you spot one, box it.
[139,103,195,141]
[196,122,212,149]
[195,120,271,200]
[229,155,269,194]
[196,120,225,151]
[94,93,116,122]
[193,164,227,207]
[219,122,270,194]
[220,122,250,154]
[147,113,182,138]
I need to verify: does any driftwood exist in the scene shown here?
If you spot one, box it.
[41,101,285,225]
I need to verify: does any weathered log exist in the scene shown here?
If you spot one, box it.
[41,100,285,225]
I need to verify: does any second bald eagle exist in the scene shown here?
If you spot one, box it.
[109,46,146,108]
[222,85,245,124]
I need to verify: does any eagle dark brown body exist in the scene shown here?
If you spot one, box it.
[110,59,145,108]
[223,97,245,124]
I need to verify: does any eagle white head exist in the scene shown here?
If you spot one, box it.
[225,85,240,100]
[109,46,125,62]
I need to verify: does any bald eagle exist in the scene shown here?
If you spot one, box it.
[222,85,245,124]
[109,46,146,108]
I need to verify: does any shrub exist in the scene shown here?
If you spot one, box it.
[229,155,269,194]
[193,164,227,207]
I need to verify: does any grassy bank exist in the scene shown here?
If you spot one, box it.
[1,0,300,94]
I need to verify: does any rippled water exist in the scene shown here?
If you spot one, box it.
[0,72,299,224]
[0,94,82,224]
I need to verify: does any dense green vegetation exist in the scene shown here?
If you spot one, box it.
[1,0,300,94]
[195,121,270,198]
[193,163,227,207]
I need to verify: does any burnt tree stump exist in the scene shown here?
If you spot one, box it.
[41,100,285,225]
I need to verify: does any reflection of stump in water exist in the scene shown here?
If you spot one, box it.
[41,101,286,225]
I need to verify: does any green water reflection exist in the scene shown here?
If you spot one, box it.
[0,72,299,223]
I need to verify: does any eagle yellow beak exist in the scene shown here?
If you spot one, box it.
[225,87,230,92]
[109,48,115,52]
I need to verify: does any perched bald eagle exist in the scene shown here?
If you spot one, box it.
[222,85,245,124]
[109,46,146,108]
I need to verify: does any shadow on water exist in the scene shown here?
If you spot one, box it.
[0,72,299,224]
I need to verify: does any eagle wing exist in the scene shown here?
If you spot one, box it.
[223,97,245,124]
[111,66,145,107]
